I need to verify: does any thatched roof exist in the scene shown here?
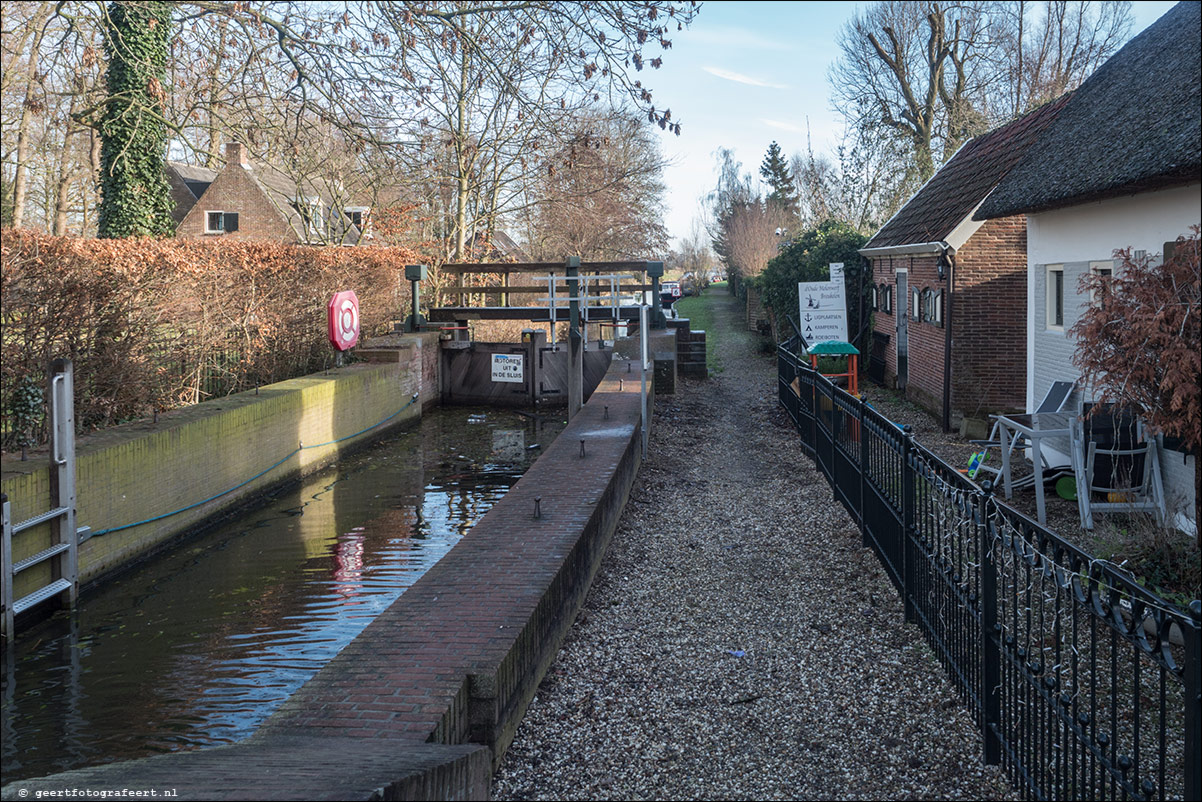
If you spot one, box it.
[976,1,1201,220]
[862,95,1069,251]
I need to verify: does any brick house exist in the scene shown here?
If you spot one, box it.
[167,142,367,245]
[859,96,1069,432]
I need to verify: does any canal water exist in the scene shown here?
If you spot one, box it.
[1,406,564,783]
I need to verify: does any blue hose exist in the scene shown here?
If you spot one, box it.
[88,393,419,537]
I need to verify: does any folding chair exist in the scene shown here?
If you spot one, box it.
[968,380,1075,481]
[1070,405,1166,529]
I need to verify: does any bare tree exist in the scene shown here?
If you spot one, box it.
[998,1,1132,116]
[525,109,668,261]
[724,198,791,282]
[790,120,913,233]
[6,3,51,229]
[830,1,1135,186]
[830,1,997,182]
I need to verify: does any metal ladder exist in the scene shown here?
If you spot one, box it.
[2,359,84,643]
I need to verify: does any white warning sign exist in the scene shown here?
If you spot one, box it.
[798,270,849,344]
[491,353,524,383]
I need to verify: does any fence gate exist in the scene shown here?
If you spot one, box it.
[2,359,84,643]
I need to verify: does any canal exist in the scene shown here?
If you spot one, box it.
[1,405,564,783]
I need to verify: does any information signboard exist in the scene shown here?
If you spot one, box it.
[491,353,524,383]
[798,274,848,344]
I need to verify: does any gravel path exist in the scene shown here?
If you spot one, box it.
[491,291,1019,801]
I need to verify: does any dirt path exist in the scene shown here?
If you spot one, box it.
[491,290,1018,801]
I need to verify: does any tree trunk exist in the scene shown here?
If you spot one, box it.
[453,43,471,262]
[53,94,81,235]
[12,13,48,229]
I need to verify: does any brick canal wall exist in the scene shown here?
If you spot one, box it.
[2,357,651,802]
[1,333,438,602]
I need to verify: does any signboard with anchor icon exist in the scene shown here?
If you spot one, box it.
[797,263,848,343]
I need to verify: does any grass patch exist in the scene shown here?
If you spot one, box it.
[675,291,722,373]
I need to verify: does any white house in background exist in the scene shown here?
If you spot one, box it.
[975,0,1201,534]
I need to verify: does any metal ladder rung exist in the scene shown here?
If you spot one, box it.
[11,578,73,616]
[12,542,71,574]
[13,506,69,534]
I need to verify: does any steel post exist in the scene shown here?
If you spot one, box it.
[901,424,916,624]
[49,359,78,608]
[979,481,1001,765]
[567,256,583,417]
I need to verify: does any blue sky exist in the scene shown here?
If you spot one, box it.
[648,0,1179,247]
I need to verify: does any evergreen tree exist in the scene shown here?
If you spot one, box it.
[98,1,174,239]
[759,141,800,219]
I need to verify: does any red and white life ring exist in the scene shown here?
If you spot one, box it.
[328,290,360,351]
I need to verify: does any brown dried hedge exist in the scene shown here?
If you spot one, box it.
[1,230,419,448]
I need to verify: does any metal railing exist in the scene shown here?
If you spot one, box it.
[3,359,85,643]
[778,346,1200,801]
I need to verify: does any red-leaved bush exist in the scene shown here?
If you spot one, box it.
[1071,226,1201,455]
[1,230,422,448]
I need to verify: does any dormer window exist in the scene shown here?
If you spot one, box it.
[205,211,238,234]
[344,206,371,240]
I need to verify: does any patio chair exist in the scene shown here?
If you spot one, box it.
[968,380,1075,480]
[1070,404,1166,529]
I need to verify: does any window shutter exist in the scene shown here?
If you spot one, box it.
[225,213,239,233]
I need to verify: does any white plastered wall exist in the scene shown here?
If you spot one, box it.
[1024,182,1201,534]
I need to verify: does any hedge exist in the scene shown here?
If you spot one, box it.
[1,230,421,448]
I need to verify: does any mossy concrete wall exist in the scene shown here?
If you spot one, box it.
[1,333,438,601]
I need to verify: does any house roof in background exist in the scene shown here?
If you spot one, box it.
[167,153,367,245]
[862,94,1070,251]
[976,1,1201,219]
[466,230,531,262]
[166,162,218,200]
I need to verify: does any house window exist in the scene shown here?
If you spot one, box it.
[1090,261,1113,306]
[1046,264,1064,330]
[871,284,879,311]
[911,287,921,321]
[931,289,944,327]
[344,206,371,241]
[881,284,893,315]
[205,211,238,234]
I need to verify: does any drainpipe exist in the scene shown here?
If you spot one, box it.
[939,243,955,433]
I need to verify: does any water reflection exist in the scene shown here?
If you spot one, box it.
[1,406,562,782]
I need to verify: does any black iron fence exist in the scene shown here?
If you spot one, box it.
[778,347,1200,801]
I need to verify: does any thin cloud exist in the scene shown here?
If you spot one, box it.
[762,119,808,134]
[686,27,791,51]
[703,66,789,90]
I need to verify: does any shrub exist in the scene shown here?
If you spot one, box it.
[1,230,422,447]
[754,220,869,347]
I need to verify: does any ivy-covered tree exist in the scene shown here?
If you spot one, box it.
[98,1,174,239]
[759,141,800,219]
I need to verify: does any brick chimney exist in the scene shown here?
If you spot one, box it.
[225,142,251,168]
